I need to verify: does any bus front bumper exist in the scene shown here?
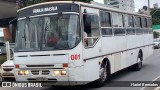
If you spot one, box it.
[14,68,86,86]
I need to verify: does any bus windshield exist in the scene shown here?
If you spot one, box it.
[15,14,81,52]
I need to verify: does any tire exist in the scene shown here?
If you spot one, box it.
[133,53,143,71]
[0,77,2,82]
[94,61,110,87]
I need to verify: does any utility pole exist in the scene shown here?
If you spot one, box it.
[148,0,150,9]
[148,0,150,14]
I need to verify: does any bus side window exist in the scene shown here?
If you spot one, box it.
[83,14,100,47]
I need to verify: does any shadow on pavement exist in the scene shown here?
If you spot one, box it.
[41,83,98,90]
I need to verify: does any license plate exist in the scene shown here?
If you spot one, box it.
[36,77,48,81]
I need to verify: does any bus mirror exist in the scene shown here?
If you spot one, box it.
[0,42,5,46]
[84,14,91,29]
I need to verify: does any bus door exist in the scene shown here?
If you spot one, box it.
[81,6,102,79]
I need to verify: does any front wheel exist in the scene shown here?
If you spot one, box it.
[94,62,110,87]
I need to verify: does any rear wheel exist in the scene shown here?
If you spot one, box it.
[133,53,143,71]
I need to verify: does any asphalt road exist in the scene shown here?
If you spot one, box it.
[0,49,160,90]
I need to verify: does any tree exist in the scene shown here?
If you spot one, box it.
[153,31,160,38]
[150,8,160,25]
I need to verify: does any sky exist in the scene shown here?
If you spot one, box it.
[134,0,160,11]
[94,0,160,12]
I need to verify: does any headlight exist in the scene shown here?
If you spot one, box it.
[18,70,29,75]
[53,70,61,76]
[61,70,67,75]
[24,70,29,75]
[53,70,67,76]
[18,70,24,75]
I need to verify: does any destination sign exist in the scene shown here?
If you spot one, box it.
[18,3,79,18]
[33,6,58,13]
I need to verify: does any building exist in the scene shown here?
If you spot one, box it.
[0,0,17,43]
[104,0,134,12]
[153,3,159,9]
[0,0,16,55]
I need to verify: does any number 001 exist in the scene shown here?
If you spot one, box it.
[71,54,80,60]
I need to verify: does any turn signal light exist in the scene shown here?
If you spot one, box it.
[15,64,20,68]
[63,64,68,67]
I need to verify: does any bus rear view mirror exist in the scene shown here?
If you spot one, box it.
[83,14,91,34]
[84,14,91,28]
[0,42,5,46]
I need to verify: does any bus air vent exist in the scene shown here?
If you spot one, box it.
[27,65,54,67]
[42,70,50,75]
[31,70,39,75]
[30,54,50,57]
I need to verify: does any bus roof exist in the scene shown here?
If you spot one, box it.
[17,1,151,18]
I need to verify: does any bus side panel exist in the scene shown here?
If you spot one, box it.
[113,36,127,52]
[135,35,144,47]
[126,35,137,49]
[101,37,115,54]
[126,35,138,66]
[101,36,127,73]
[83,58,101,81]
[142,46,149,60]
[120,51,127,69]
[113,53,121,72]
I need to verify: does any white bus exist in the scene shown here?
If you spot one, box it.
[14,1,153,86]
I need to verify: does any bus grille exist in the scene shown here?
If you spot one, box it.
[42,70,50,75]
[3,68,13,72]
[31,70,39,75]
[31,70,50,75]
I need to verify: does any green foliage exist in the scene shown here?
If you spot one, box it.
[153,31,160,38]
[22,0,49,7]
[0,55,7,65]
[150,9,160,25]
